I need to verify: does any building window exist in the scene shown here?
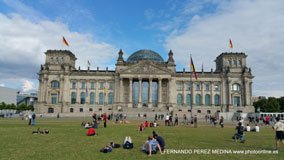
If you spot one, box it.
[176,82,182,91]
[90,92,95,104]
[79,108,83,112]
[205,84,210,91]
[229,60,232,66]
[214,94,220,106]
[48,108,54,113]
[71,82,76,89]
[99,82,104,90]
[233,60,237,66]
[71,92,76,104]
[214,83,220,91]
[195,84,201,91]
[234,96,240,107]
[90,82,95,89]
[108,92,113,104]
[89,108,93,112]
[186,94,191,106]
[185,82,191,91]
[238,60,241,66]
[177,94,182,106]
[99,92,104,105]
[195,94,201,106]
[51,93,57,104]
[51,80,60,89]
[81,82,86,89]
[80,92,86,104]
[205,94,210,106]
[70,108,74,112]
[232,83,241,91]
[108,82,113,90]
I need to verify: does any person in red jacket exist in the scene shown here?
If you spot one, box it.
[87,127,96,136]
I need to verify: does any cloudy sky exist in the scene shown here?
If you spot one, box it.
[0,0,283,97]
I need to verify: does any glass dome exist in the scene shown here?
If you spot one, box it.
[127,49,164,63]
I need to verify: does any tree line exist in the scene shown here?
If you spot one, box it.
[253,97,284,112]
[0,102,34,111]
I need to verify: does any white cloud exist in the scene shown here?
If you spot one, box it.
[0,13,117,91]
[164,0,284,97]
[0,83,5,87]
[21,79,36,92]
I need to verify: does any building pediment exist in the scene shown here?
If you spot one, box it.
[120,61,172,75]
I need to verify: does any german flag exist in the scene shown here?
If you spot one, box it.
[62,36,69,46]
[190,57,198,80]
[229,39,233,49]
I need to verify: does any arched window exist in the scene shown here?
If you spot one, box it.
[99,92,104,105]
[90,92,95,104]
[205,94,210,106]
[108,92,113,104]
[195,94,201,106]
[71,92,76,104]
[232,83,241,91]
[177,94,182,106]
[70,108,74,112]
[214,94,220,106]
[80,92,86,104]
[186,94,191,106]
[51,80,60,88]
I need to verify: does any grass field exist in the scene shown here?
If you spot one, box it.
[0,117,283,160]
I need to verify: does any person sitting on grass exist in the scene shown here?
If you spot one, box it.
[139,123,145,132]
[153,131,165,151]
[142,136,163,157]
[123,136,133,149]
[251,124,260,132]
[245,124,251,132]
[86,127,96,136]
[84,122,91,129]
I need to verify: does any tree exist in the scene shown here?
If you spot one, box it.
[253,99,267,112]
[277,97,284,112]
[266,97,280,112]
[253,97,280,112]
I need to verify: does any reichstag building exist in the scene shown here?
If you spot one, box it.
[36,49,254,115]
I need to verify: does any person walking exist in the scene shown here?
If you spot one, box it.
[273,117,284,149]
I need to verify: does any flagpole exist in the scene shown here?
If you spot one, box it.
[190,54,193,118]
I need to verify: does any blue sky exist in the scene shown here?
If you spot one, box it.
[0,0,284,97]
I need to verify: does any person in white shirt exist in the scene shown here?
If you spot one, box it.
[273,117,284,149]
[245,124,251,132]
[251,124,260,132]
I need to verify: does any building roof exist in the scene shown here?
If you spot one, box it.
[126,49,164,63]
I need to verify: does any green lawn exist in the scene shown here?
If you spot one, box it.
[0,118,282,160]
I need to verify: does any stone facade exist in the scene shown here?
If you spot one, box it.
[35,49,254,115]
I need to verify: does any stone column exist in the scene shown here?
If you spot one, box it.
[85,80,89,104]
[44,77,49,103]
[76,80,80,104]
[182,80,186,106]
[158,78,162,108]
[201,81,204,106]
[148,78,153,108]
[120,78,123,103]
[192,82,195,107]
[104,81,108,105]
[128,78,133,108]
[210,81,214,107]
[95,81,99,105]
[138,78,142,108]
